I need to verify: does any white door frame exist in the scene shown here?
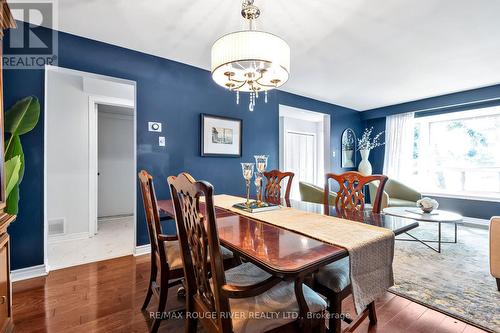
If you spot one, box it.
[88,95,135,236]
[44,65,137,273]
[279,105,331,187]
[283,130,318,186]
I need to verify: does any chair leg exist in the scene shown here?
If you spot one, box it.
[496,278,500,292]
[151,269,170,333]
[313,311,327,333]
[142,256,158,310]
[367,301,377,324]
[328,293,342,333]
[186,296,198,333]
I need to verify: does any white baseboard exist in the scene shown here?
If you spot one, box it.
[11,264,48,282]
[134,244,150,256]
[48,231,90,244]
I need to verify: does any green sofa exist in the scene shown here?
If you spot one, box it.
[368,178,422,208]
[299,181,337,205]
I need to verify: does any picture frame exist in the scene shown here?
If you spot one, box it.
[200,114,242,157]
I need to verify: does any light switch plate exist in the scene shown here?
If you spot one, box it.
[148,122,162,132]
[159,136,166,147]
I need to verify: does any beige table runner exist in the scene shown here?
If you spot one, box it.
[213,194,394,314]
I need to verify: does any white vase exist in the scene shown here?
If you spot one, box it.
[358,149,372,175]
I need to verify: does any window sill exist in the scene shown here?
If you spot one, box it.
[422,192,500,203]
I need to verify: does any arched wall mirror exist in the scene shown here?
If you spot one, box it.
[341,128,356,168]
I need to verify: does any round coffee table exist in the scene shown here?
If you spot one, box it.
[383,207,463,253]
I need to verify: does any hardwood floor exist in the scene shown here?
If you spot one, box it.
[11,255,487,333]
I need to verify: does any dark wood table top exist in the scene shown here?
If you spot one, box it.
[157,198,419,278]
[158,200,346,277]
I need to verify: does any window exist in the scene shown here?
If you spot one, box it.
[409,106,500,200]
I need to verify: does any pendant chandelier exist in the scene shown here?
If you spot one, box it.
[211,0,290,111]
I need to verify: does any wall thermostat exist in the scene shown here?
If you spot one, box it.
[148,122,162,132]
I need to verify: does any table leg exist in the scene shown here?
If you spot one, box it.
[398,220,457,253]
[295,276,311,333]
[438,222,442,253]
[454,223,458,243]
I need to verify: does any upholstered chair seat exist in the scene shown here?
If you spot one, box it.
[221,262,327,333]
[315,257,350,293]
[164,241,233,271]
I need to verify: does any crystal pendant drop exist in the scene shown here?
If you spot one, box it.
[249,92,254,111]
[265,90,268,103]
[236,90,239,105]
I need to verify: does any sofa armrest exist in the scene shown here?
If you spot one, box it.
[490,217,500,278]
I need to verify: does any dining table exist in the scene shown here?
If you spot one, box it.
[157,197,419,332]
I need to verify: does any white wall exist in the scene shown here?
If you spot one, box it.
[98,109,134,217]
[46,71,90,235]
[46,68,135,237]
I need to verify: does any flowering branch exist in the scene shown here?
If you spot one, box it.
[357,127,385,151]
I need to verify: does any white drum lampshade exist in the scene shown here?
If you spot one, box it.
[211,0,290,111]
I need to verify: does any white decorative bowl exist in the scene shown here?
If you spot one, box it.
[417,197,439,213]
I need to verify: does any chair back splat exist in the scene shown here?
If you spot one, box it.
[168,172,232,332]
[324,171,388,217]
[263,170,294,205]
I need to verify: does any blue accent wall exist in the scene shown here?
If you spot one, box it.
[3,23,361,270]
[362,87,500,219]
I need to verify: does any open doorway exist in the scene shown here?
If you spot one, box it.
[279,105,331,199]
[45,66,136,271]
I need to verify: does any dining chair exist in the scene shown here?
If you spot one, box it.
[263,170,294,205]
[139,170,236,333]
[168,172,327,333]
[317,171,388,333]
[138,170,185,333]
[324,171,388,216]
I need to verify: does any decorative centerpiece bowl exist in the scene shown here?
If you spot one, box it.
[417,197,439,213]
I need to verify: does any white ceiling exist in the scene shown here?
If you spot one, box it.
[26,0,500,110]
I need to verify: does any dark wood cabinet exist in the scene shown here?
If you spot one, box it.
[0,217,14,333]
[0,1,16,332]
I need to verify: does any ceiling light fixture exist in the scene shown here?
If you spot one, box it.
[211,0,290,111]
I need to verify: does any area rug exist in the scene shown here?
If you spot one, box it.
[391,223,500,332]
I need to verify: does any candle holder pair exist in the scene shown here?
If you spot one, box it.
[241,155,268,208]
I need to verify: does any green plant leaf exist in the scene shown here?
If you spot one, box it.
[5,135,24,183]
[3,96,41,217]
[5,96,40,136]
[5,185,19,215]
[5,156,21,199]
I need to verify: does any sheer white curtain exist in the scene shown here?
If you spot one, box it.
[383,112,415,181]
